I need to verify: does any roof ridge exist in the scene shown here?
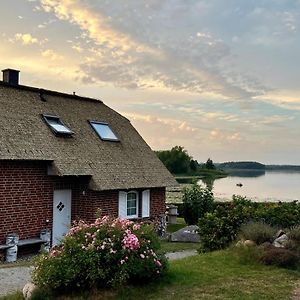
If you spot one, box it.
[0,80,102,103]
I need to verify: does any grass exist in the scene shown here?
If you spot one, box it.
[166,217,186,233]
[0,292,23,300]
[4,250,298,300]
[160,241,199,253]
[0,258,33,269]
[116,250,300,300]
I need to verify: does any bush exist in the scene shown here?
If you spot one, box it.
[286,225,300,253]
[254,201,300,228]
[260,248,299,269]
[232,244,264,265]
[198,198,255,252]
[238,222,277,245]
[32,217,168,291]
[288,225,300,242]
[182,183,214,225]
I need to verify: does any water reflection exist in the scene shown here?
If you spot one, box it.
[200,171,300,202]
[227,169,265,178]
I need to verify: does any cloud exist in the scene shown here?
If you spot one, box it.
[255,90,300,111]
[14,33,38,45]
[37,0,267,98]
[260,115,295,125]
[209,129,242,142]
[41,49,63,61]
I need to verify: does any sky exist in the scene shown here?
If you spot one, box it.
[1,0,300,164]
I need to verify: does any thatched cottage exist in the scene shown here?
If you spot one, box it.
[0,69,175,254]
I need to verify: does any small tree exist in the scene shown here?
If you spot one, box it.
[156,146,192,174]
[190,159,198,172]
[205,158,215,170]
[182,183,214,225]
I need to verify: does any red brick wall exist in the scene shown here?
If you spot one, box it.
[0,161,53,244]
[0,160,166,244]
[150,187,166,218]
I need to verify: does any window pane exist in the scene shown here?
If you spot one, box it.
[50,123,73,134]
[43,115,73,135]
[90,122,119,141]
[127,192,137,216]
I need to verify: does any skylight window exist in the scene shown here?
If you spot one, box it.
[42,114,73,136]
[89,121,119,141]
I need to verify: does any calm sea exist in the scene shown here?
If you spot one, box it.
[200,170,300,202]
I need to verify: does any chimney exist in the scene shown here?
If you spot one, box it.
[2,69,20,85]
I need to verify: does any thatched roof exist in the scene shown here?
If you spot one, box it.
[0,81,177,191]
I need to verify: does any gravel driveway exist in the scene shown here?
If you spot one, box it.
[0,266,32,297]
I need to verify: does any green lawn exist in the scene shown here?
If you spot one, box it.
[160,240,199,252]
[116,250,299,300]
[3,250,299,300]
[166,217,186,233]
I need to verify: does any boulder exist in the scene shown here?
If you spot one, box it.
[274,229,286,239]
[170,225,200,242]
[273,234,289,248]
[235,240,244,247]
[243,240,256,247]
[23,282,36,300]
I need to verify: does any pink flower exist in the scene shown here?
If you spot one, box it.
[133,224,140,231]
[140,254,145,259]
[122,232,140,250]
[155,260,162,267]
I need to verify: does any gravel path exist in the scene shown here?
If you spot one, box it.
[0,266,32,297]
[165,249,198,260]
[292,280,300,300]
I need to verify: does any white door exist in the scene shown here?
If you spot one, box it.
[52,189,72,246]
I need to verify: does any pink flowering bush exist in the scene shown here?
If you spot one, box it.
[32,216,168,291]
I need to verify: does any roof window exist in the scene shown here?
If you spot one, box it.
[89,121,119,141]
[42,114,74,136]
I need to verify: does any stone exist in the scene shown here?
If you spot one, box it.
[23,282,36,300]
[273,234,289,248]
[243,240,256,247]
[235,240,244,247]
[275,229,286,239]
[170,225,200,242]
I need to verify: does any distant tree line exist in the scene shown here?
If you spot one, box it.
[155,146,215,174]
[218,161,265,170]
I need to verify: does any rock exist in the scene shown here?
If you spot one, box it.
[170,225,200,242]
[235,240,244,247]
[243,240,256,247]
[273,234,289,248]
[275,229,286,239]
[23,282,36,300]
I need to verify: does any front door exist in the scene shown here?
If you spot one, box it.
[52,189,72,246]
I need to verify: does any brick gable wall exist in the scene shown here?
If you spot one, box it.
[0,161,166,245]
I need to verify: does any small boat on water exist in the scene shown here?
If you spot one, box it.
[236,183,243,187]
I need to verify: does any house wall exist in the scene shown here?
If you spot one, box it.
[0,161,53,244]
[0,161,166,245]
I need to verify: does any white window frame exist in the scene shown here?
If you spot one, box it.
[118,191,139,219]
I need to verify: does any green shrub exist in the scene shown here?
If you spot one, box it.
[238,222,277,245]
[260,248,299,269]
[182,183,214,225]
[288,225,300,242]
[286,225,300,253]
[198,197,256,252]
[232,244,264,265]
[32,217,168,291]
[254,201,300,228]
